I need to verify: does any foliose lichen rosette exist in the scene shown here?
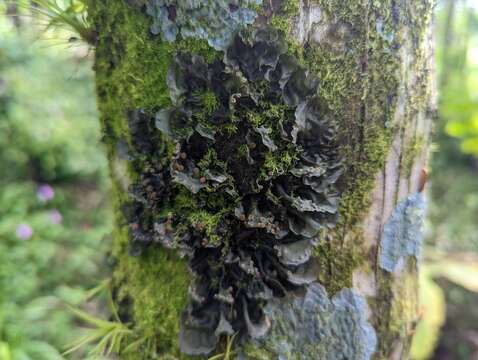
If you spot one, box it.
[123,27,344,355]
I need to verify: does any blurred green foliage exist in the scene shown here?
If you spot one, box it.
[412,254,478,360]
[428,0,478,252]
[412,1,478,359]
[440,0,478,156]
[0,4,111,358]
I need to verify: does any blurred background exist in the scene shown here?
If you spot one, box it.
[0,1,112,359]
[0,0,478,359]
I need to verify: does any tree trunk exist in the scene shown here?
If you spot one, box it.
[86,0,435,359]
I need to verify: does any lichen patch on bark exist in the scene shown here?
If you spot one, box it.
[241,282,377,360]
[379,192,427,273]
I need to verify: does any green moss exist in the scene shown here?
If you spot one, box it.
[193,89,220,133]
[115,247,190,355]
[267,0,303,60]
[241,345,273,360]
[86,0,215,356]
[113,38,173,111]
[301,0,399,307]
[269,14,292,35]
[244,101,300,181]
[304,46,378,230]
[338,126,392,227]
[108,180,190,358]
[246,102,291,131]
[89,0,222,123]
[372,262,420,359]
[315,237,364,294]
[238,144,250,157]
[176,37,220,63]
[303,1,399,229]
[202,90,219,115]
[260,149,298,179]
[247,111,265,128]
[402,136,424,177]
[304,47,360,115]
[313,0,366,26]
[271,1,300,30]
[93,3,174,111]
[174,187,199,212]
[188,209,226,247]
[222,123,239,135]
[197,148,219,170]
[88,0,175,163]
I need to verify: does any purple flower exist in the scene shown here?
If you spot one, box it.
[37,184,55,202]
[49,209,63,225]
[16,224,33,240]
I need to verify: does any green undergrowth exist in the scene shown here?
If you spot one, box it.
[0,10,112,358]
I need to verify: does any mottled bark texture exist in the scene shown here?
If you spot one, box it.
[87,0,435,359]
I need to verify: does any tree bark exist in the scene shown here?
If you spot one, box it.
[87,0,435,359]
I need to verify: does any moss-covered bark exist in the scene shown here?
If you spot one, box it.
[86,0,434,358]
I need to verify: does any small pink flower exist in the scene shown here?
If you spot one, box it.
[49,209,63,225]
[37,184,55,202]
[16,224,33,240]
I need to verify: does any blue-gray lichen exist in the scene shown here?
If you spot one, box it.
[242,282,377,360]
[379,192,427,272]
[145,0,262,50]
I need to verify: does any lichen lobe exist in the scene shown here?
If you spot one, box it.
[242,282,377,360]
[379,192,427,273]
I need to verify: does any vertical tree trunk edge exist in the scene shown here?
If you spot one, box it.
[87,0,435,359]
